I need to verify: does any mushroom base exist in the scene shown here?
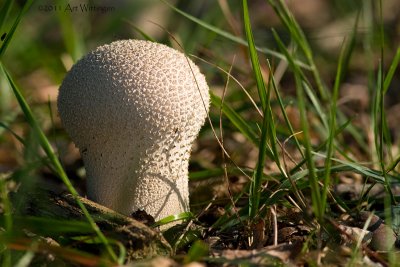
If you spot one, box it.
[82,144,190,226]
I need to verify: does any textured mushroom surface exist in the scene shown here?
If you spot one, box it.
[58,40,210,222]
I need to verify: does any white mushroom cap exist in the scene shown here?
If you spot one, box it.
[57,40,210,222]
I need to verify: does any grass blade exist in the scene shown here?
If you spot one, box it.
[123,19,156,42]
[14,250,35,267]
[0,173,12,266]
[312,152,391,183]
[189,167,275,183]
[1,216,93,235]
[0,121,26,145]
[242,0,267,111]
[153,212,194,228]
[376,7,396,264]
[249,105,269,219]
[372,63,395,201]
[264,69,284,174]
[0,0,34,58]
[386,154,400,174]
[243,0,286,219]
[321,15,358,212]
[303,81,328,133]
[268,64,304,158]
[272,28,322,220]
[266,0,328,101]
[383,47,400,94]
[56,0,84,62]
[211,92,259,146]
[321,40,346,213]
[0,0,13,32]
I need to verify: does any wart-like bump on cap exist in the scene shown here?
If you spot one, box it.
[57,40,210,225]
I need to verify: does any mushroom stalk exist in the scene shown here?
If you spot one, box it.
[57,40,210,223]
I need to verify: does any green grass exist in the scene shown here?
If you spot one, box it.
[1,0,400,266]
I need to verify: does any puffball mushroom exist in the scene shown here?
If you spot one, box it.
[57,40,210,223]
